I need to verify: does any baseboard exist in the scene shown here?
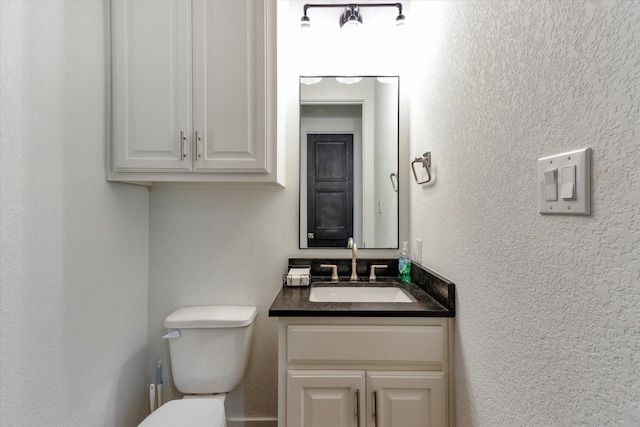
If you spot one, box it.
[226,417,278,427]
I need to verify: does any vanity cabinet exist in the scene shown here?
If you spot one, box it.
[278,317,453,427]
[109,0,280,184]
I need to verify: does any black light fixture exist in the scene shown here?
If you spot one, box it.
[301,3,405,30]
[339,5,363,29]
[300,13,311,29]
[395,7,406,26]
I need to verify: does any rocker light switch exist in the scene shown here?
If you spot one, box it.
[544,169,558,201]
[561,165,576,200]
[538,148,591,215]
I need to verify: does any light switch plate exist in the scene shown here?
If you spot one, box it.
[415,239,422,263]
[537,148,591,215]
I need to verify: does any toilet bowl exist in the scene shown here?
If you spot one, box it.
[137,306,257,427]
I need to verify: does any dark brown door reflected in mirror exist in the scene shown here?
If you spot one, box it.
[307,134,354,247]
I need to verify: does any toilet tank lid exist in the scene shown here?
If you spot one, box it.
[164,306,257,328]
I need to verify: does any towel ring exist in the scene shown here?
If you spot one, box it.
[411,152,432,184]
[389,172,399,192]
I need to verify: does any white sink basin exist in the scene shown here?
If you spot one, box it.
[309,286,413,303]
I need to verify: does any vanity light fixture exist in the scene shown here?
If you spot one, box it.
[301,2,406,30]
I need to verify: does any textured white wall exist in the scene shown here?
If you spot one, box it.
[0,1,150,426]
[409,1,639,425]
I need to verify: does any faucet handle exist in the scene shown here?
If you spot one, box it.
[320,264,339,282]
[369,265,388,281]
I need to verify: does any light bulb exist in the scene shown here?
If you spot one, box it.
[300,15,310,30]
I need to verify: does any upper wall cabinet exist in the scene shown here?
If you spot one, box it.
[109,0,282,185]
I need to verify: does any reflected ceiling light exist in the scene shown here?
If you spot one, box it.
[300,77,323,85]
[301,3,406,30]
[336,77,363,85]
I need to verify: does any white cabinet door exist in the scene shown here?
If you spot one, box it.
[288,370,366,427]
[192,0,273,174]
[111,0,192,171]
[368,371,446,427]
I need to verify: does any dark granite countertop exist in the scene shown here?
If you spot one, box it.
[268,259,456,318]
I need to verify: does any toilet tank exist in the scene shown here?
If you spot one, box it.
[164,306,257,394]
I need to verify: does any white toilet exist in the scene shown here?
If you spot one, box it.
[139,305,258,427]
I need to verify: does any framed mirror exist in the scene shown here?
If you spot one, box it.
[299,76,399,249]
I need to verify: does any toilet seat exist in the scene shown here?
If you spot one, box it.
[138,398,226,427]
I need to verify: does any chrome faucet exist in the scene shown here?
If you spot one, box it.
[348,237,358,281]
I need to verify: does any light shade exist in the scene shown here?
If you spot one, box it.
[300,15,311,30]
[341,20,361,31]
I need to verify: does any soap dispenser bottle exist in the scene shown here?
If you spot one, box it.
[398,241,411,283]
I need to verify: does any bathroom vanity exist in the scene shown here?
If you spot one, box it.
[269,260,456,427]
